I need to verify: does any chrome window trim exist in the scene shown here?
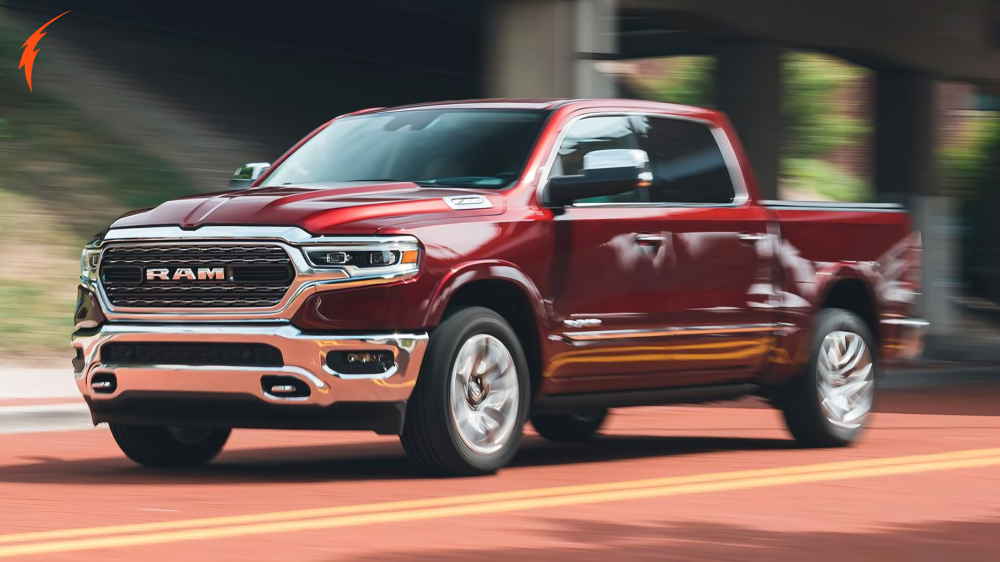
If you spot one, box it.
[534,112,750,209]
[84,228,421,322]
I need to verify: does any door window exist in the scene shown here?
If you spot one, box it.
[549,114,737,205]
[636,116,737,204]
[551,116,643,204]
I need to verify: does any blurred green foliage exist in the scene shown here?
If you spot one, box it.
[639,57,716,108]
[0,10,196,360]
[941,114,1000,301]
[627,51,872,201]
[782,157,870,202]
[782,52,870,160]
[940,115,1000,195]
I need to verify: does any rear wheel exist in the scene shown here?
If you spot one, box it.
[531,410,608,442]
[779,309,876,447]
[109,424,231,468]
[401,307,530,476]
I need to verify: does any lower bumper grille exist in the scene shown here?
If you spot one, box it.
[101,342,284,367]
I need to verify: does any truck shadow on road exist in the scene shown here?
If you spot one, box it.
[0,434,796,486]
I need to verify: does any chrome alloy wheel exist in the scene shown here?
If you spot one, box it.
[449,334,520,455]
[817,330,874,429]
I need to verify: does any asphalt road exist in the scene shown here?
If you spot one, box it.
[0,382,999,561]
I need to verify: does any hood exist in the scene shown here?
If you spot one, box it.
[109,182,506,234]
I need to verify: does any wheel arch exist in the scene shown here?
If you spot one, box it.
[817,272,880,347]
[424,262,548,399]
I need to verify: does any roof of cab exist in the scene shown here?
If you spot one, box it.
[357,98,723,124]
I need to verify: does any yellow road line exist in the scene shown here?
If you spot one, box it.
[1,447,997,546]
[0,449,999,558]
[2,447,999,546]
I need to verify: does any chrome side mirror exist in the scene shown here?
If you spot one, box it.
[229,162,270,190]
[546,149,652,206]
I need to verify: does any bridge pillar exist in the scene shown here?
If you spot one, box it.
[875,70,957,337]
[714,41,782,201]
[485,0,617,98]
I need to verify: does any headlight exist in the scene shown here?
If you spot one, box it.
[304,249,419,268]
[80,238,103,283]
[301,237,421,280]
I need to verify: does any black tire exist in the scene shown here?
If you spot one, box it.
[401,307,530,476]
[531,410,608,442]
[109,424,231,468]
[779,309,877,448]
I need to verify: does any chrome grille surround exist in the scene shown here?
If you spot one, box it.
[100,244,293,308]
[82,226,421,322]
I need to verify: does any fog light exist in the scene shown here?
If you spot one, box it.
[346,352,385,364]
[327,350,394,375]
[91,372,117,394]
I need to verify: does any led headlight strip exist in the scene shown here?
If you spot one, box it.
[301,237,421,279]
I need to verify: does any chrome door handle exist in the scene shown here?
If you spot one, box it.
[635,233,667,246]
[737,233,766,245]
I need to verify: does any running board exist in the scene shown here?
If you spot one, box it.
[532,383,758,414]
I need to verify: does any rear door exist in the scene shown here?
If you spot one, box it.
[635,115,775,379]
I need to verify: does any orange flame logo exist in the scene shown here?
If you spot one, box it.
[19,10,70,92]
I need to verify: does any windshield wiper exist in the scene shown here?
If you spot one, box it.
[341,179,404,183]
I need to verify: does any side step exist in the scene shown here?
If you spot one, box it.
[532,383,758,414]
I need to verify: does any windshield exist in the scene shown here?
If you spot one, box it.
[260,109,549,189]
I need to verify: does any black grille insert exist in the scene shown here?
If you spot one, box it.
[102,343,284,367]
[99,244,293,308]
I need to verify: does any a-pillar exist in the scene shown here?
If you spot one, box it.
[875,70,957,337]
[715,41,782,201]
[485,0,618,98]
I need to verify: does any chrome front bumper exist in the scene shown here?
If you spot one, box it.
[72,323,428,432]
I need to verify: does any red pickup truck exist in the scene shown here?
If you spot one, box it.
[74,99,926,475]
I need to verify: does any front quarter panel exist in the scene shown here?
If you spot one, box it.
[291,213,553,334]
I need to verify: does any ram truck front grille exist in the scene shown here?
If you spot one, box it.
[98,244,293,308]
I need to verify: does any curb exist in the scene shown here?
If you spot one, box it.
[0,402,94,434]
[880,363,1000,389]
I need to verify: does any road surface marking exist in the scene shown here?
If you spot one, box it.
[2,446,996,546]
[0,448,998,558]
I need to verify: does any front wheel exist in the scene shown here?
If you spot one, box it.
[401,307,530,476]
[779,309,877,447]
[109,424,231,468]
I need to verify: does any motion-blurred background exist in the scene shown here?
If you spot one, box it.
[1,0,998,367]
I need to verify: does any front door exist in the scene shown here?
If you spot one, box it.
[545,115,678,388]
